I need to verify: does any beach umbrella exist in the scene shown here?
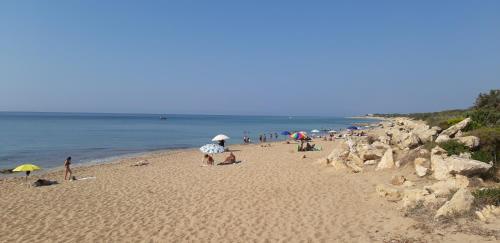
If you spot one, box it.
[290,132,307,140]
[311,129,320,133]
[211,134,230,141]
[328,130,337,133]
[280,131,291,136]
[13,164,41,182]
[200,144,225,154]
[347,126,358,130]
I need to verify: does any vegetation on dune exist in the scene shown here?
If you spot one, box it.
[375,89,500,174]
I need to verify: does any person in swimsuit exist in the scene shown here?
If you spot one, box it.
[203,154,214,166]
[64,156,73,180]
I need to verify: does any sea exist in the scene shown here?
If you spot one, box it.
[0,112,379,170]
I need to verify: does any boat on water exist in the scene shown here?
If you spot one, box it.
[160,116,167,120]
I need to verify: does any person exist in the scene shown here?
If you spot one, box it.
[259,135,262,143]
[274,132,278,140]
[202,154,214,166]
[218,139,225,147]
[219,152,236,165]
[64,156,72,180]
[263,134,267,143]
[305,142,316,151]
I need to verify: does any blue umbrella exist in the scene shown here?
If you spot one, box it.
[280,131,291,135]
[347,126,358,130]
[200,144,225,154]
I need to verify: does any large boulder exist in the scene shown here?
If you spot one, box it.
[345,160,363,173]
[435,188,474,218]
[435,134,451,143]
[401,189,430,210]
[358,145,384,161]
[414,158,430,177]
[413,126,437,143]
[327,144,350,170]
[376,184,402,202]
[440,118,471,137]
[455,136,480,149]
[431,146,493,180]
[399,133,421,149]
[376,148,395,170]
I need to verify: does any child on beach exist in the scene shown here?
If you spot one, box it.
[202,154,214,166]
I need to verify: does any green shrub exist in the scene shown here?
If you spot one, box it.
[465,108,500,130]
[467,127,499,164]
[438,140,470,156]
[473,188,500,206]
[447,117,464,126]
[472,150,494,163]
[473,89,500,110]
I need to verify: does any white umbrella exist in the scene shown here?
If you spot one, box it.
[212,134,230,141]
[311,129,320,133]
[328,130,337,133]
[200,144,225,154]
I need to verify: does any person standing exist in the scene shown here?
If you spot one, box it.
[64,156,73,180]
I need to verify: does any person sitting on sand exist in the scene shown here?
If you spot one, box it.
[305,142,315,151]
[202,154,214,166]
[64,156,72,180]
[219,152,236,165]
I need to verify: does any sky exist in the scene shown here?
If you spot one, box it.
[0,1,499,116]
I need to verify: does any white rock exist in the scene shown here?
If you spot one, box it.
[401,189,429,210]
[431,146,492,180]
[435,188,474,218]
[414,158,430,177]
[456,136,480,149]
[440,118,471,137]
[376,148,395,171]
[475,205,500,223]
[364,160,377,165]
[435,134,450,143]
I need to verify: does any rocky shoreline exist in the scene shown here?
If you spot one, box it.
[316,117,499,229]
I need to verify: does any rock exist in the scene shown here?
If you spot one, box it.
[414,158,430,177]
[372,141,390,150]
[402,133,421,149]
[364,160,377,165]
[390,175,406,185]
[424,179,461,197]
[456,136,480,149]
[459,152,472,159]
[435,188,474,218]
[431,146,492,180]
[475,205,500,223]
[468,177,484,187]
[432,126,443,132]
[414,128,437,143]
[454,175,471,188]
[401,189,429,210]
[435,134,451,143]
[376,148,395,170]
[378,136,391,145]
[455,130,464,138]
[440,118,471,137]
[348,153,364,167]
[345,160,363,173]
[358,145,384,161]
[376,184,402,202]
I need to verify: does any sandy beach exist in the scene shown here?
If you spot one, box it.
[1,137,496,243]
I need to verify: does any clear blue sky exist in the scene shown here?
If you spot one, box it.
[0,1,499,116]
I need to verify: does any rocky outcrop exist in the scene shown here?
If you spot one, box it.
[376,148,395,170]
[435,188,474,218]
[440,118,471,137]
[414,158,430,177]
[435,134,450,143]
[431,146,492,180]
[455,136,480,149]
[376,184,402,202]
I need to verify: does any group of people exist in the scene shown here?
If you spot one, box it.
[258,132,279,143]
[202,152,237,166]
[299,141,317,152]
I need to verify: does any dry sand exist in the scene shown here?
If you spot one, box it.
[0,140,495,242]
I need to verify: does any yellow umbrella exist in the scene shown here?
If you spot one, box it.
[13,164,41,182]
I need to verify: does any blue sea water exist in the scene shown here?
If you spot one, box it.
[0,112,378,170]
